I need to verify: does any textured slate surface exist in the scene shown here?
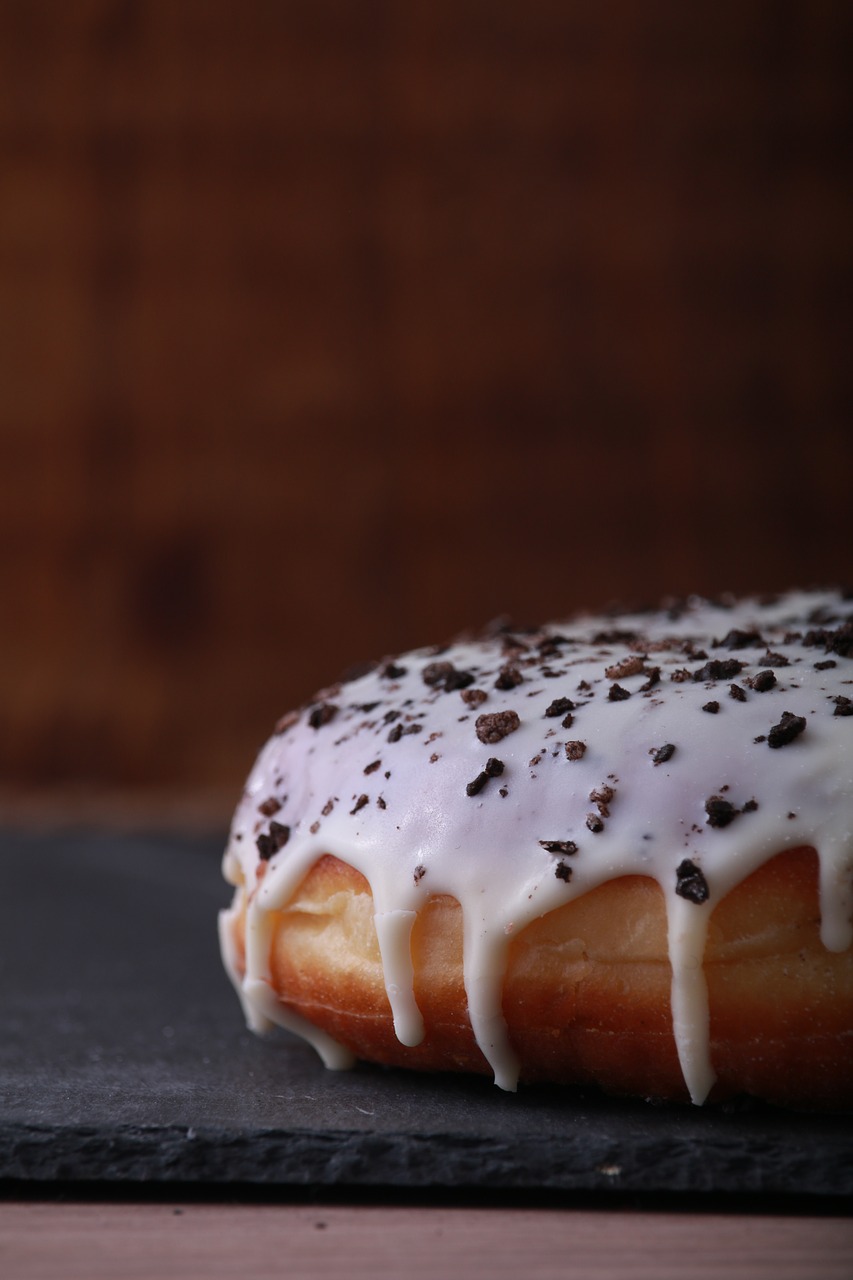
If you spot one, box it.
[1,827,851,1197]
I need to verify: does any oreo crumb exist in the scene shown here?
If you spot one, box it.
[466,757,505,796]
[256,821,291,860]
[639,667,661,691]
[767,711,807,748]
[388,722,422,743]
[495,664,524,690]
[705,795,738,828]
[475,710,521,744]
[423,661,475,692]
[675,859,710,904]
[258,796,282,817]
[565,740,587,761]
[308,703,338,730]
[608,683,631,701]
[413,865,426,884]
[461,688,488,707]
[670,668,691,682]
[377,796,387,809]
[545,697,575,718]
[832,695,853,716]
[605,655,646,680]
[717,628,764,650]
[381,662,408,680]
[815,659,837,671]
[539,839,579,855]
[586,813,604,833]
[729,683,747,702]
[693,659,744,682]
[274,710,300,735]
[350,794,369,815]
[364,759,382,775]
[554,861,573,882]
[803,620,853,658]
[702,700,720,714]
[590,784,614,816]
[751,670,777,692]
[650,743,676,765]
[760,651,790,668]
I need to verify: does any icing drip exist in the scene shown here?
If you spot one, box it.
[373,911,424,1048]
[220,589,853,1103]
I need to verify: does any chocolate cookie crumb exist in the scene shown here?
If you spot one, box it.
[475,710,521,744]
[274,709,300,735]
[760,651,790,668]
[350,794,369,815]
[590,784,614,816]
[705,795,738,828]
[693,659,744,682]
[565,740,587,761]
[767,711,807,748]
[423,661,475,692]
[605,655,646,680]
[413,865,426,884]
[586,813,604,833]
[308,703,338,730]
[751,670,777,692]
[387,722,423,743]
[729,683,747,702]
[381,662,408,680]
[554,861,573,882]
[702,700,720,714]
[650,743,676,765]
[495,664,524,690]
[676,859,710,904]
[545,697,575,718]
[258,796,282,816]
[461,688,488,707]
[465,757,505,796]
[539,839,579,855]
[717,628,764,650]
[364,759,382,775]
[608,683,631,701]
[256,820,291,860]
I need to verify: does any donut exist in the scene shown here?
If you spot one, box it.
[219,589,853,1108]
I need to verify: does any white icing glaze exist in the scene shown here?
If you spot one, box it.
[220,588,853,1102]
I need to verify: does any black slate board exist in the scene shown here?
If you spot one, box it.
[1,826,851,1199]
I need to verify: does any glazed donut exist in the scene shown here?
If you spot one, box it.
[220,589,853,1108]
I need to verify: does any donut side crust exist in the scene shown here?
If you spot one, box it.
[231,846,853,1108]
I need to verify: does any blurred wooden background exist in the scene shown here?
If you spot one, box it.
[0,1,850,806]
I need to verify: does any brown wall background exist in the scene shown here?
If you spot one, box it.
[1,1,850,802]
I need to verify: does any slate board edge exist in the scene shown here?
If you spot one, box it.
[3,1122,852,1197]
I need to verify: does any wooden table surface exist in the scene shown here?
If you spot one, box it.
[3,1203,852,1280]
